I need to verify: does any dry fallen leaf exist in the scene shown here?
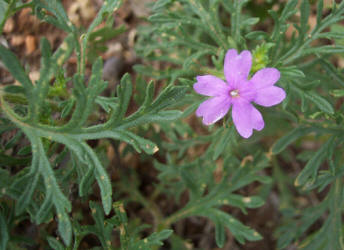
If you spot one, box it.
[3,18,14,33]
[68,0,96,26]
[11,35,25,46]
[25,35,36,55]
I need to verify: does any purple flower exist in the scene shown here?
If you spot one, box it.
[194,49,286,138]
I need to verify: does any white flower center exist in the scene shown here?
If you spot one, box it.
[230,89,239,97]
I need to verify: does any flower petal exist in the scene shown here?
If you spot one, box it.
[196,96,231,125]
[194,75,229,96]
[224,49,252,88]
[254,86,286,107]
[232,101,264,138]
[250,68,280,89]
[238,80,257,102]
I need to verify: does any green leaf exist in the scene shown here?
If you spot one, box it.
[33,38,53,121]
[183,50,211,68]
[303,45,344,55]
[150,85,187,112]
[180,168,201,197]
[280,66,305,79]
[0,1,8,26]
[96,96,118,113]
[214,216,226,248]
[81,0,122,69]
[113,201,129,248]
[204,209,262,244]
[113,73,133,122]
[186,0,227,48]
[280,0,298,21]
[57,70,105,131]
[145,229,173,246]
[330,89,344,97]
[63,137,112,215]
[89,24,126,44]
[242,17,259,26]
[80,58,108,119]
[79,167,95,197]
[60,99,75,118]
[131,229,173,249]
[86,0,121,35]
[141,81,155,109]
[305,91,334,114]
[21,132,73,245]
[300,0,310,33]
[37,143,71,212]
[3,85,26,94]
[35,193,53,224]
[226,194,265,211]
[0,169,11,195]
[295,137,335,187]
[81,143,112,214]
[122,110,183,129]
[56,209,72,247]
[33,0,72,32]
[245,31,268,40]
[15,171,40,215]
[319,59,344,87]
[213,128,232,160]
[52,34,75,68]
[0,212,9,250]
[117,130,159,154]
[88,201,116,248]
[316,31,344,40]
[47,236,65,250]
[0,44,33,90]
[152,0,172,10]
[272,127,313,154]
[316,0,323,25]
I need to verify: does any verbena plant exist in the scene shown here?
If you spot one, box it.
[0,0,344,249]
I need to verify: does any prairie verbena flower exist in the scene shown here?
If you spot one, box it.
[194,49,286,138]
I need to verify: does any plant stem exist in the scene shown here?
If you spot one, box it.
[119,180,163,231]
[0,0,16,35]
[160,206,194,229]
